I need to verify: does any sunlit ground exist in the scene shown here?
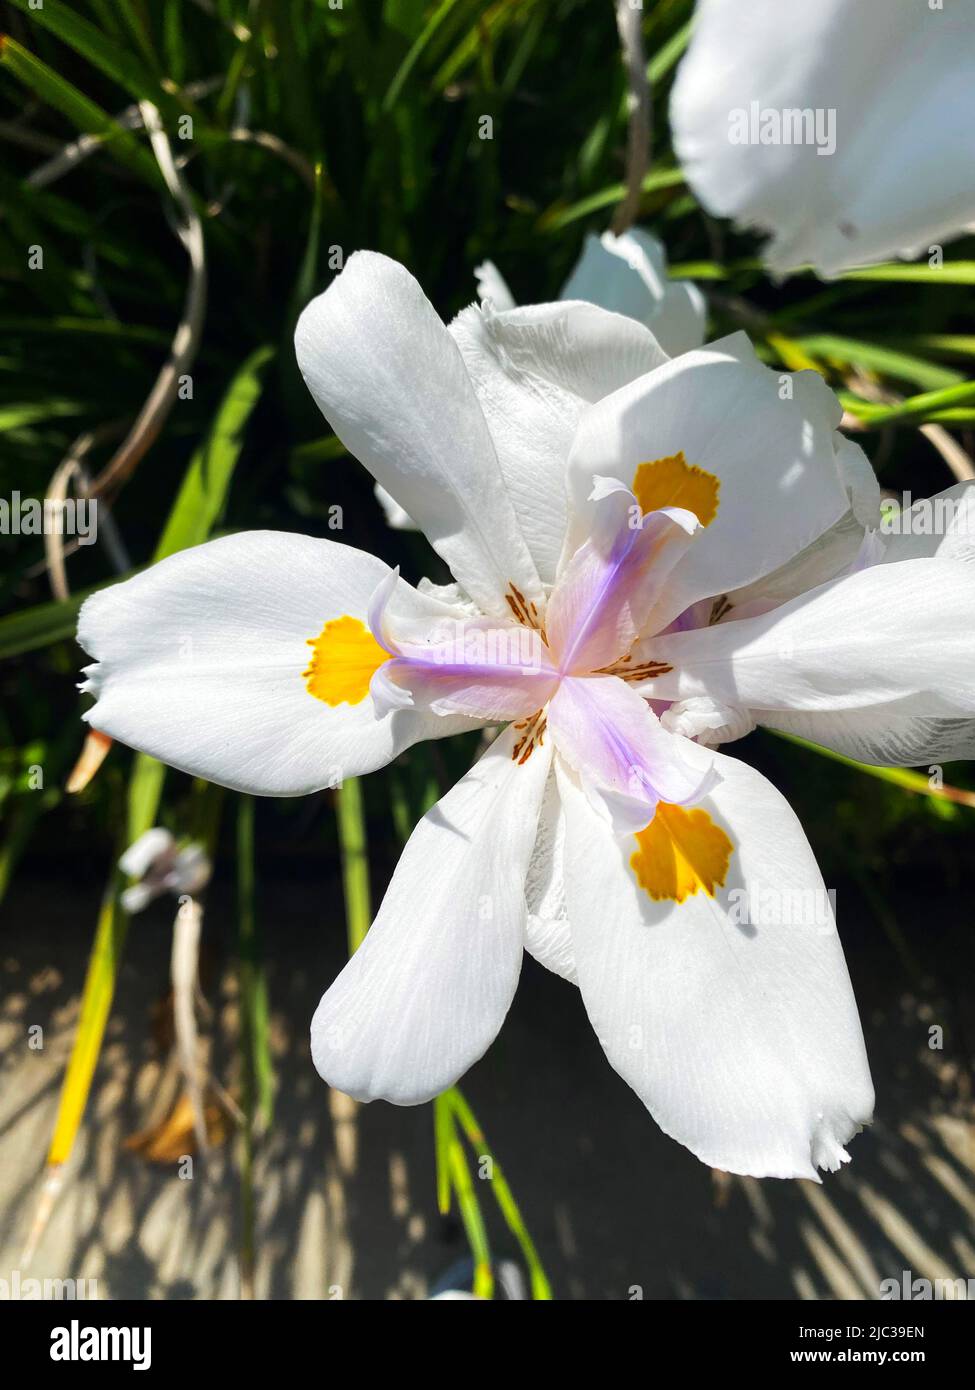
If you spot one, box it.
[2,866,972,1300]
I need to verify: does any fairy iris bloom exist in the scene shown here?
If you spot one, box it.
[81,249,975,1180]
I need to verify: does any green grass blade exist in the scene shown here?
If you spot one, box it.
[0,401,87,433]
[46,752,165,1167]
[237,795,274,1131]
[433,1090,453,1216]
[647,17,692,84]
[153,345,274,560]
[538,166,684,232]
[8,0,169,108]
[0,582,111,661]
[795,334,963,392]
[336,778,372,956]
[769,730,975,811]
[841,379,975,427]
[448,1087,553,1300]
[382,0,462,112]
[0,35,161,185]
[836,261,975,286]
[447,1134,494,1299]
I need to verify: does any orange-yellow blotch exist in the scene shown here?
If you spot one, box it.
[632,451,720,527]
[630,802,733,904]
[304,614,387,707]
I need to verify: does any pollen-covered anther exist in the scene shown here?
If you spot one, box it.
[592,653,673,682]
[710,595,732,624]
[505,582,548,645]
[511,709,546,764]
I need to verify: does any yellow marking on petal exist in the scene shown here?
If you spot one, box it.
[304,615,387,707]
[630,802,733,904]
[632,451,720,527]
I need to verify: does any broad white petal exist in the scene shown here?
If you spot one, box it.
[450,299,669,582]
[726,508,866,612]
[564,333,849,622]
[78,531,479,795]
[759,705,975,768]
[310,727,552,1103]
[295,251,541,617]
[671,0,975,277]
[648,558,975,721]
[557,749,874,1179]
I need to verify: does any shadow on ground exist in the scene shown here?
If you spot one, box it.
[1,868,973,1300]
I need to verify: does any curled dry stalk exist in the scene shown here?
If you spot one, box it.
[23,78,222,192]
[86,100,207,501]
[610,0,651,236]
[40,100,207,602]
[171,895,210,1158]
[44,449,92,604]
[224,128,316,190]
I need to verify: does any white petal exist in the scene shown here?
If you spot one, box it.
[836,436,881,530]
[474,260,517,312]
[78,531,480,795]
[726,508,867,613]
[649,557,975,720]
[295,251,541,617]
[118,827,173,879]
[671,0,975,277]
[560,229,707,356]
[310,726,553,1103]
[524,770,576,983]
[557,748,874,1179]
[374,482,417,531]
[879,482,975,565]
[759,706,975,768]
[548,675,716,834]
[649,278,709,361]
[564,333,849,622]
[449,298,669,582]
[722,439,876,614]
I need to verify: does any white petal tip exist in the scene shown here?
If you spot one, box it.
[588,474,631,503]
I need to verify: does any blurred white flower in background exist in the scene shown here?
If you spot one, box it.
[670,0,975,277]
[118,827,211,914]
[477,228,707,356]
